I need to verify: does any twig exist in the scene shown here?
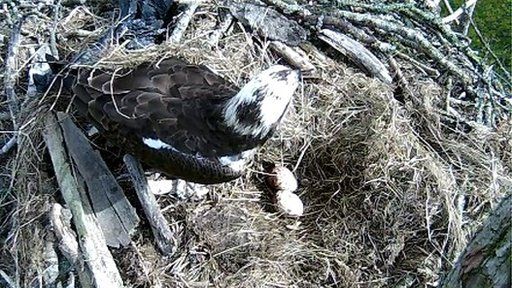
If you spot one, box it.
[396,51,440,77]
[457,0,477,35]
[0,136,17,157]
[320,16,396,53]
[123,155,176,256]
[43,113,124,288]
[469,17,511,81]
[169,1,200,44]
[0,269,17,288]
[332,9,474,88]
[442,0,478,24]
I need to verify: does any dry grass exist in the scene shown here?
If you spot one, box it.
[1,2,511,288]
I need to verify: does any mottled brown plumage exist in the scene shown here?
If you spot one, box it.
[68,58,298,183]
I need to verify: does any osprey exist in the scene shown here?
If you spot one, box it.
[66,58,300,184]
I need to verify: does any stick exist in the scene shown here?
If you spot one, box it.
[49,203,80,265]
[269,41,316,75]
[208,13,234,46]
[169,1,200,44]
[123,155,176,255]
[442,0,478,24]
[319,29,392,84]
[0,270,17,288]
[3,19,22,130]
[331,10,474,88]
[0,136,17,157]
[43,113,124,288]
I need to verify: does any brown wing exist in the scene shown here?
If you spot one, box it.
[72,58,244,157]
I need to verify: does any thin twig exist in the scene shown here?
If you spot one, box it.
[469,17,511,81]
[0,136,17,156]
[442,0,477,24]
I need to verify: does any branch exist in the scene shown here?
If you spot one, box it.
[442,0,478,24]
[0,136,17,157]
[319,29,392,84]
[332,9,474,89]
[3,19,22,130]
[123,155,177,255]
[168,1,200,44]
[269,41,316,75]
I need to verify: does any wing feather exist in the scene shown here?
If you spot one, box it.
[72,58,249,157]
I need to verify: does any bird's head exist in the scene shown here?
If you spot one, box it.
[223,65,301,139]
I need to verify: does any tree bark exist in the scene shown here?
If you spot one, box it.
[441,194,511,288]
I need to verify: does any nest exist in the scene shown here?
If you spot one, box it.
[0,1,510,287]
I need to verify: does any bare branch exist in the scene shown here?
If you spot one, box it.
[123,155,177,255]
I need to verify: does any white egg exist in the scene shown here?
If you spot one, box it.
[266,166,298,192]
[276,190,304,217]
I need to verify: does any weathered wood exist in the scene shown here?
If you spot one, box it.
[169,1,200,44]
[318,29,392,84]
[57,112,139,248]
[269,41,316,75]
[440,194,511,288]
[3,19,22,126]
[123,154,176,255]
[49,203,94,288]
[49,203,79,264]
[42,237,59,287]
[208,13,234,46]
[43,113,123,288]
[225,1,308,46]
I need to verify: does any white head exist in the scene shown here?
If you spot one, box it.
[223,65,300,139]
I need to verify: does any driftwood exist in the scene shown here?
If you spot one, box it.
[43,113,123,288]
[123,155,176,255]
[225,1,308,46]
[319,29,392,84]
[440,194,511,288]
[269,41,316,75]
[57,112,139,248]
[49,203,80,265]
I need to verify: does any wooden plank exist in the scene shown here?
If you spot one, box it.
[57,112,139,248]
[43,113,123,288]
